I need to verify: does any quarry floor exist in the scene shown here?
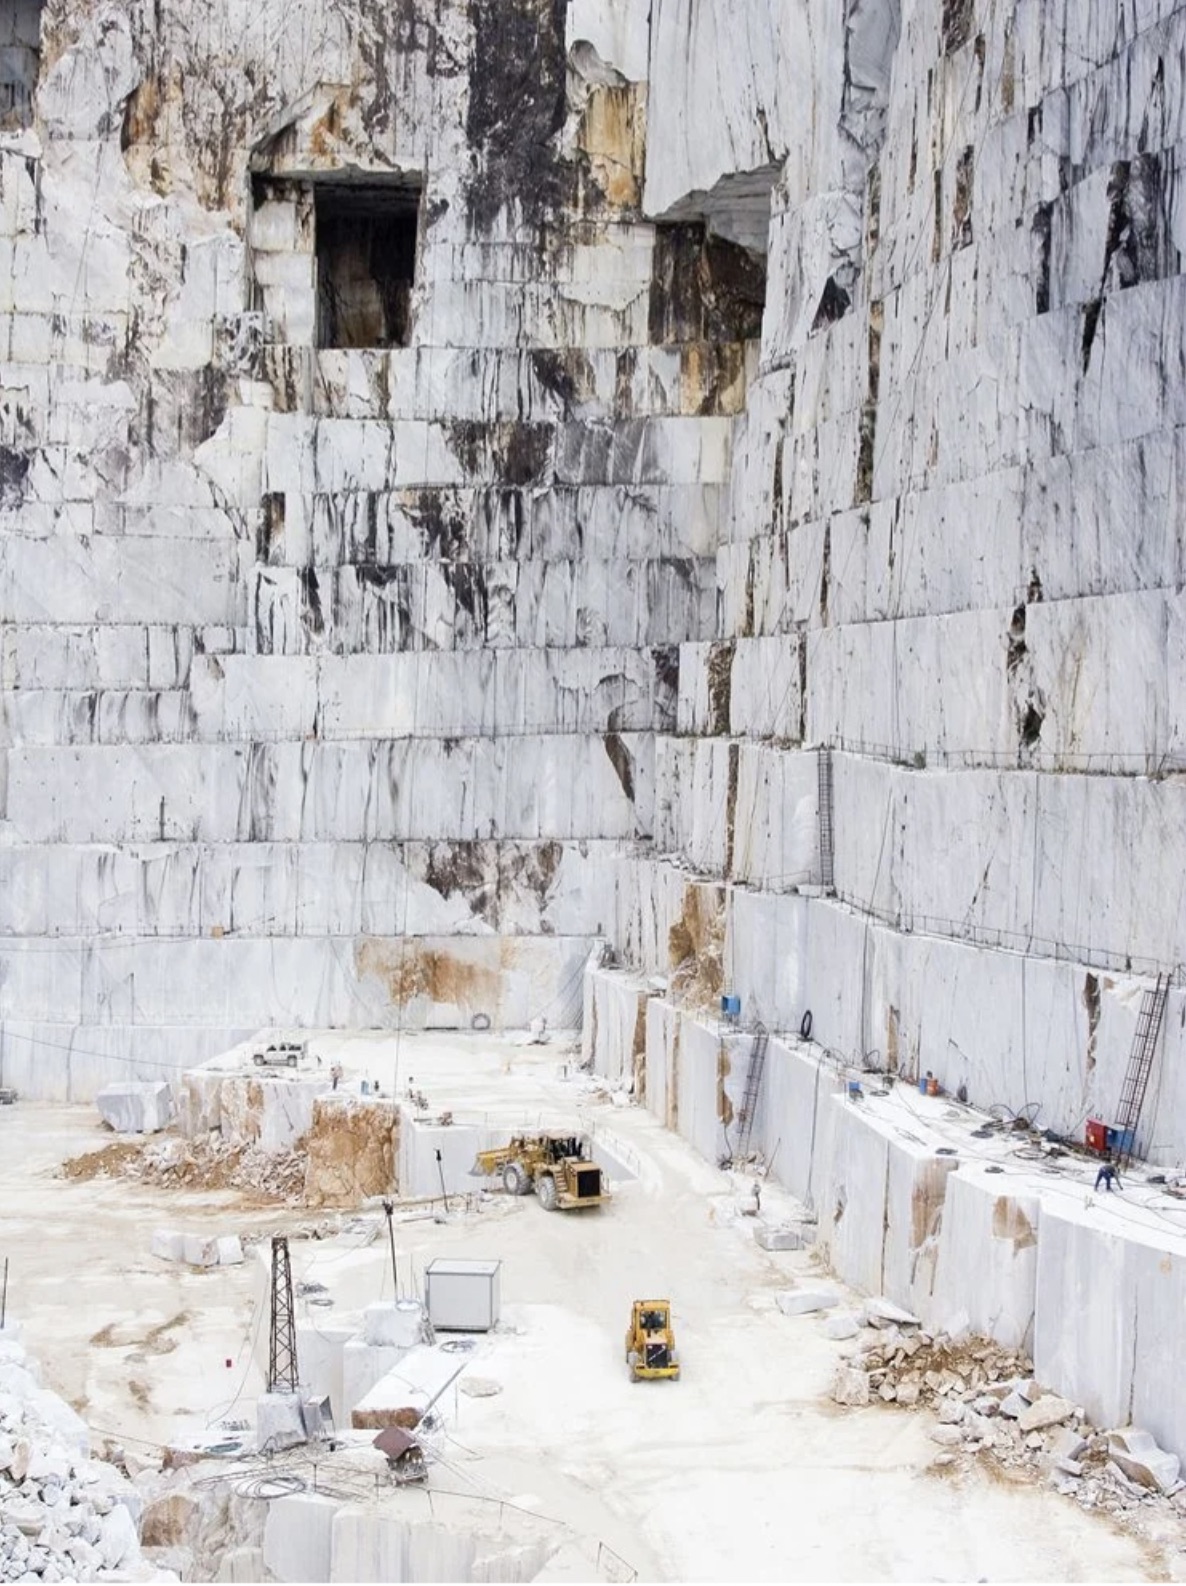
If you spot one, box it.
[2,1033,1185,1582]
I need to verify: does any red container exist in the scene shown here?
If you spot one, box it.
[1085,1118,1108,1155]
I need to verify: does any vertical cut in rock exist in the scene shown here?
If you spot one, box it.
[603,731,635,804]
[706,640,735,736]
[1081,297,1103,373]
[723,743,740,878]
[941,0,974,56]
[866,160,883,254]
[1083,973,1101,1075]
[855,301,882,506]
[1032,201,1053,314]
[952,145,974,248]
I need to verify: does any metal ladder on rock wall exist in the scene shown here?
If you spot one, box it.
[818,748,835,894]
[1114,972,1171,1170]
[734,1023,769,1160]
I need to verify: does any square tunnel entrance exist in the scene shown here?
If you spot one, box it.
[314,179,422,350]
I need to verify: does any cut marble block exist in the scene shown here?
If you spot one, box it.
[95,1082,173,1134]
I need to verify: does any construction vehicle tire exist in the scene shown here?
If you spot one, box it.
[502,1160,529,1196]
[537,1174,558,1211]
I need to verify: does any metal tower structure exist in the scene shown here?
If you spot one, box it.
[267,1234,299,1393]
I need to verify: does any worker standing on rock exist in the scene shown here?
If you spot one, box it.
[1094,1157,1121,1193]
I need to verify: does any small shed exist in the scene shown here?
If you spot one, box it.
[424,1257,501,1332]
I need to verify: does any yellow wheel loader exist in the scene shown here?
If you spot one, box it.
[625,1300,679,1381]
[470,1132,606,1210]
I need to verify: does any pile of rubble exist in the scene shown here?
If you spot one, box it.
[63,1132,307,1203]
[0,1330,162,1583]
[830,1302,1183,1518]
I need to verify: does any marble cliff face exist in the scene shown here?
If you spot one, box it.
[3,1,1186,1141]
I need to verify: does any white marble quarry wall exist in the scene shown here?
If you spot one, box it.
[930,1168,1040,1351]
[760,1033,843,1210]
[8,0,1186,1182]
[644,995,679,1132]
[823,1093,960,1311]
[650,737,1186,982]
[0,0,754,1092]
[628,0,1186,1205]
[1034,1201,1186,1453]
[0,933,590,1101]
[581,965,650,1087]
[724,884,1186,1164]
[594,860,1186,1163]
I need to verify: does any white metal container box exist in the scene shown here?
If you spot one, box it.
[424,1258,502,1332]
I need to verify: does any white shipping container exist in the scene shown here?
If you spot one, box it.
[424,1257,502,1332]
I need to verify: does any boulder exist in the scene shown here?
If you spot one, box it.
[929,1425,964,1447]
[95,1083,173,1135]
[459,1377,502,1398]
[754,1224,805,1252]
[140,1492,197,1549]
[775,1288,839,1316]
[831,1366,871,1407]
[182,1234,219,1268]
[1107,1428,1181,1494]
[8,1436,31,1481]
[1017,1395,1075,1433]
[151,1230,187,1264]
[1049,1427,1088,1462]
[863,1298,920,1329]
[822,1312,860,1341]
[961,1412,996,1443]
[216,1236,244,1267]
[0,1497,45,1535]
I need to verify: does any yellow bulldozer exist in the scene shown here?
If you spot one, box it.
[625,1299,680,1381]
[470,1131,606,1211]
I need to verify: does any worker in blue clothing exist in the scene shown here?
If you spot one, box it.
[1094,1155,1121,1193]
